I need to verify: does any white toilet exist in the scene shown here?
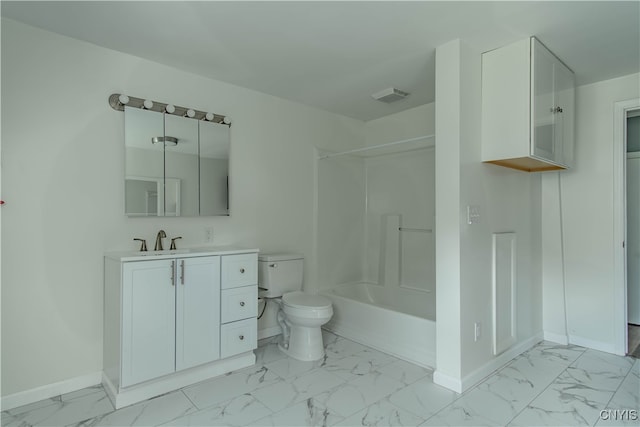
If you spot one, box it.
[258,253,333,361]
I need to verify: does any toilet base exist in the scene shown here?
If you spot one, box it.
[278,324,325,361]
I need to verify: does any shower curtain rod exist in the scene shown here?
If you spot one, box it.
[317,134,435,160]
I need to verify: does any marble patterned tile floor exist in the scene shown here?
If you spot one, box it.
[2,332,638,427]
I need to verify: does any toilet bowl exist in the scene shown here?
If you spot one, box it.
[279,291,333,361]
[258,253,333,361]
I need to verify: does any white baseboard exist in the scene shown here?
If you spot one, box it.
[569,334,619,355]
[434,333,543,394]
[461,333,543,392]
[544,331,569,345]
[258,326,281,340]
[1,371,102,411]
[433,370,463,393]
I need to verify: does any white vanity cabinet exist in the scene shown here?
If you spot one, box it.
[103,247,258,409]
[482,37,575,172]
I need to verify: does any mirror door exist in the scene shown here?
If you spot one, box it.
[125,107,164,216]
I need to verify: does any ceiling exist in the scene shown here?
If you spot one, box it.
[2,1,638,121]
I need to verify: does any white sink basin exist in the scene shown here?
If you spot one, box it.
[135,249,191,256]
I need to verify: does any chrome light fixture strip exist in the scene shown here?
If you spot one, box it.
[108,93,231,126]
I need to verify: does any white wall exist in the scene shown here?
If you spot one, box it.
[434,39,542,391]
[434,39,463,385]
[542,73,640,352]
[0,19,364,396]
[364,103,436,147]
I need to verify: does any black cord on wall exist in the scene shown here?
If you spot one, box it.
[258,298,268,319]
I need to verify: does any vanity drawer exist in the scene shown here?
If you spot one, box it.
[221,253,257,289]
[220,318,257,359]
[221,286,257,323]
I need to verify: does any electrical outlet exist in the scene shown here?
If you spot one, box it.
[474,322,482,341]
[204,227,214,243]
[467,205,480,225]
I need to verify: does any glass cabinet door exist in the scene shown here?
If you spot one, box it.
[531,38,556,163]
[554,62,575,167]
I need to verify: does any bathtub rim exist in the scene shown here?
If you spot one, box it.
[322,281,436,322]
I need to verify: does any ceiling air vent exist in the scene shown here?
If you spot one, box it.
[372,87,409,103]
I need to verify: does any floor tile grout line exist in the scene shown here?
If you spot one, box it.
[179,389,199,413]
[505,345,592,426]
[8,341,637,427]
[502,362,572,426]
[424,346,588,427]
[504,347,633,427]
[598,357,637,413]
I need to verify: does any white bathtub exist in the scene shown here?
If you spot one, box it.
[321,282,436,368]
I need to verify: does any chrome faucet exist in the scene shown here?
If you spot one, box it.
[154,230,166,251]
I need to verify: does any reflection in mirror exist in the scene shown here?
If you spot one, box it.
[200,121,230,216]
[124,105,231,216]
[125,107,164,216]
[164,114,198,216]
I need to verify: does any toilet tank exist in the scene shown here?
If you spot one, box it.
[258,253,304,298]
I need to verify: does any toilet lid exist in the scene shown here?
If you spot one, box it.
[282,291,332,309]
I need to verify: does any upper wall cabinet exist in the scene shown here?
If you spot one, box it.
[124,107,230,216]
[481,37,575,172]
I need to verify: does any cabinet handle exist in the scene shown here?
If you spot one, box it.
[240,301,245,307]
[239,335,244,341]
[180,260,185,285]
[550,106,564,114]
[240,268,245,274]
[171,261,175,286]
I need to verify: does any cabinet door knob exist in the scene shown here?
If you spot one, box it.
[239,335,244,341]
[240,268,245,274]
[240,301,245,307]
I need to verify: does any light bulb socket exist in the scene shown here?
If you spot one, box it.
[143,100,154,109]
[165,104,176,114]
[118,94,130,105]
[223,116,232,124]
[205,112,214,121]
[185,109,196,118]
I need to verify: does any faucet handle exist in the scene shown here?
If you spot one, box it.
[133,238,148,252]
[170,237,182,250]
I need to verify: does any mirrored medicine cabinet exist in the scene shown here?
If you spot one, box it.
[124,107,230,217]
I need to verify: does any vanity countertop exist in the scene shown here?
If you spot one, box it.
[105,246,259,262]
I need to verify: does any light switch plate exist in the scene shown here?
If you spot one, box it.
[467,205,480,225]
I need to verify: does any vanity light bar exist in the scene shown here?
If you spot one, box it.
[108,94,231,126]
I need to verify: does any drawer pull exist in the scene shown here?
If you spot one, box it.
[239,335,244,341]
[240,301,245,307]
[240,268,245,274]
